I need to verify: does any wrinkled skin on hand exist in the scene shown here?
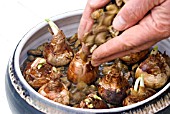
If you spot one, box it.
[67,49,98,84]
[43,25,73,67]
[78,0,170,66]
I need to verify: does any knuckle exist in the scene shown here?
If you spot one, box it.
[151,16,170,38]
[118,35,136,51]
[150,2,170,38]
[123,5,141,22]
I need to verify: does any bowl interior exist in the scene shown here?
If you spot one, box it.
[14,10,170,113]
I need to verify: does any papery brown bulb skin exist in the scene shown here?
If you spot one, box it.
[98,68,129,105]
[120,49,149,65]
[78,93,109,109]
[23,58,63,89]
[135,52,170,89]
[67,51,98,84]
[123,87,156,106]
[136,68,169,89]
[43,30,73,67]
[38,80,70,105]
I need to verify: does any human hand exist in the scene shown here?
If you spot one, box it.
[78,0,170,66]
[78,0,110,41]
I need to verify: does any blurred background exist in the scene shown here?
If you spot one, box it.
[0,0,87,113]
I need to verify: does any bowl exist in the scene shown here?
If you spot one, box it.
[5,10,170,114]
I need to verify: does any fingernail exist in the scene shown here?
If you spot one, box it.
[91,60,99,67]
[113,15,126,30]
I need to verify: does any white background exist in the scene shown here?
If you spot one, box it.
[0,0,87,113]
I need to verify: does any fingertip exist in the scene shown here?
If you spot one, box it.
[112,0,156,31]
[91,53,97,62]
[112,15,127,31]
[91,59,100,67]
[78,14,94,40]
[91,51,100,66]
[77,25,83,40]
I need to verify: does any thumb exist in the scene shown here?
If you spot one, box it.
[112,0,165,31]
